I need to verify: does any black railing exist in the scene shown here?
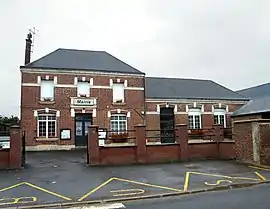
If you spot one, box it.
[188,128,214,141]
[146,129,176,144]
[104,129,136,144]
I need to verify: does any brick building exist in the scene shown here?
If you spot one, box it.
[20,34,249,150]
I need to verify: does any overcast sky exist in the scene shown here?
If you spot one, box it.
[1,0,270,117]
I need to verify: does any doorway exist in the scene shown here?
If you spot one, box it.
[160,107,175,143]
[75,113,92,146]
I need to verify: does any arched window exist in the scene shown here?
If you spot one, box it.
[213,109,226,127]
[110,114,127,133]
[188,108,202,129]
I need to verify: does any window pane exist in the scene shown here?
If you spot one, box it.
[113,84,124,101]
[48,121,56,137]
[119,121,126,131]
[40,81,54,99]
[219,115,225,126]
[38,121,47,137]
[38,116,46,120]
[188,116,194,129]
[119,116,126,120]
[76,122,83,136]
[48,115,56,121]
[77,82,90,96]
[194,115,201,129]
[214,115,219,124]
[110,116,118,121]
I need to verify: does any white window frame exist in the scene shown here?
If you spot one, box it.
[112,83,125,103]
[110,114,127,133]
[40,80,54,101]
[188,109,202,129]
[37,113,57,138]
[214,109,226,128]
[77,81,90,97]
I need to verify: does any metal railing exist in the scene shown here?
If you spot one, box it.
[146,129,176,144]
[103,129,136,145]
[188,128,214,141]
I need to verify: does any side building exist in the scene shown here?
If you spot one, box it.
[145,77,249,134]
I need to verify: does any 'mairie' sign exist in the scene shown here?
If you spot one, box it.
[73,98,96,106]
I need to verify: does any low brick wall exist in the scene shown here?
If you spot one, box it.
[0,126,22,169]
[88,124,236,165]
[0,149,9,168]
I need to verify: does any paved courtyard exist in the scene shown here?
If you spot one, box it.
[0,150,269,208]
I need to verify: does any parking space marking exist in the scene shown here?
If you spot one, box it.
[249,166,270,171]
[183,171,261,192]
[110,189,145,197]
[0,197,37,206]
[205,180,233,186]
[254,171,267,181]
[78,177,182,202]
[0,182,72,201]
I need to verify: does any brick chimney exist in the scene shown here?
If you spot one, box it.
[24,32,32,65]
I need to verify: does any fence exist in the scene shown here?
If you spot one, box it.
[87,124,235,165]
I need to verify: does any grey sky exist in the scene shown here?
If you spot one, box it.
[1,0,269,117]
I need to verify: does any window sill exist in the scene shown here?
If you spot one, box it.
[39,101,55,105]
[36,138,58,142]
[112,102,126,106]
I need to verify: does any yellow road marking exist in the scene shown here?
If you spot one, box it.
[249,166,270,171]
[78,178,114,201]
[183,172,190,192]
[110,189,145,197]
[255,171,267,181]
[0,182,25,192]
[0,182,72,201]
[183,171,261,191]
[78,177,182,201]
[205,180,233,186]
[189,171,260,181]
[113,177,182,192]
[0,197,37,206]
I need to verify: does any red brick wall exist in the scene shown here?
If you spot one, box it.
[233,121,254,163]
[188,143,218,159]
[146,145,180,163]
[259,123,270,165]
[0,150,9,168]
[99,146,137,165]
[21,72,145,147]
[219,142,236,159]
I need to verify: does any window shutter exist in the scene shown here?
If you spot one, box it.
[113,84,124,101]
[40,81,54,99]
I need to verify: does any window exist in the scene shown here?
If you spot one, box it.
[188,109,202,129]
[77,82,90,97]
[40,80,54,101]
[112,83,124,103]
[110,114,127,133]
[214,110,226,127]
[37,114,57,138]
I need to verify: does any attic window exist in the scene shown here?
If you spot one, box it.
[77,82,90,97]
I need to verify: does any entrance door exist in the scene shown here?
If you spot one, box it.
[160,107,175,143]
[75,113,92,146]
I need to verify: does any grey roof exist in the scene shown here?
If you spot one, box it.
[232,96,270,117]
[146,77,249,101]
[236,83,270,99]
[21,48,144,75]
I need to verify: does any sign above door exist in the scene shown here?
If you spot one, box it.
[71,98,97,106]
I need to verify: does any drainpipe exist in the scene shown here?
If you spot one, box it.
[143,74,146,125]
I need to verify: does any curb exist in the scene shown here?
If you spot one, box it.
[10,180,270,209]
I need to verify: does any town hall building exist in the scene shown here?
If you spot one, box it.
[20,33,248,150]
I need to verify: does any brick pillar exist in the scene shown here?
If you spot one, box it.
[175,124,189,161]
[88,125,99,165]
[135,124,147,163]
[212,124,224,142]
[9,125,22,169]
[212,124,224,158]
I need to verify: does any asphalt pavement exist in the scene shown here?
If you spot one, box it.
[0,150,269,208]
[125,183,270,209]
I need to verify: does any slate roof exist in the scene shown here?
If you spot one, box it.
[145,77,248,101]
[232,96,270,117]
[21,48,144,75]
[236,83,270,99]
